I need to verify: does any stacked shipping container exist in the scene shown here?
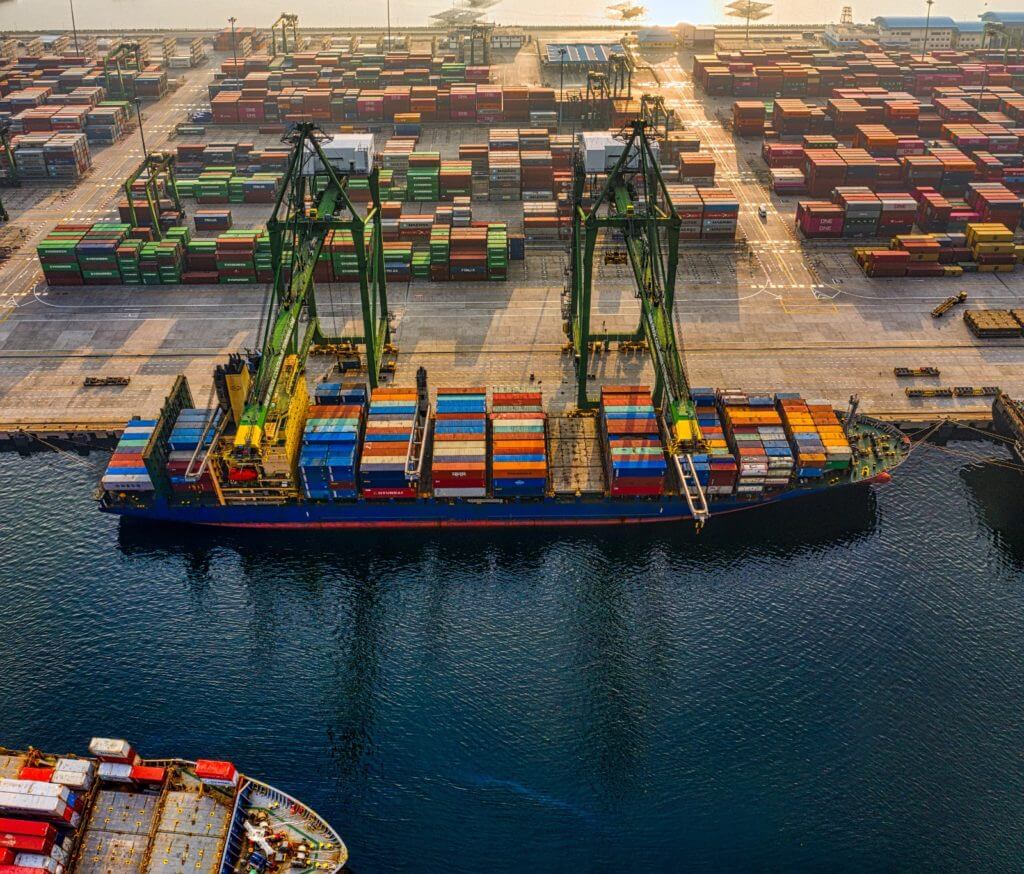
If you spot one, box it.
[490,392,547,497]
[600,386,667,497]
[433,389,487,497]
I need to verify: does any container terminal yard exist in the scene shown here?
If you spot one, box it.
[2,19,1024,524]
[0,737,347,874]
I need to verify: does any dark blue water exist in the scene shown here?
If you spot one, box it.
[2,443,1024,871]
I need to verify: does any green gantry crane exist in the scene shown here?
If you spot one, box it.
[269,13,300,56]
[103,42,145,99]
[567,119,709,524]
[0,119,19,221]
[229,122,388,468]
[122,152,182,240]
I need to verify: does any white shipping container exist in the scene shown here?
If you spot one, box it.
[199,776,239,788]
[97,763,133,782]
[101,475,154,492]
[433,487,488,497]
[89,738,133,759]
[15,854,62,873]
[0,780,69,800]
[50,770,91,791]
[54,759,93,775]
[0,792,66,816]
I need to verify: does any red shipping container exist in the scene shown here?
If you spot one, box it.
[194,760,236,782]
[0,838,49,856]
[0,866,50,874]
[0,852,12,866]
[130,766,166,783]
[17,768,52,783]
[0,822,53,841]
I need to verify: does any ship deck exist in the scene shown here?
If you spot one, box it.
[0,750,347,874]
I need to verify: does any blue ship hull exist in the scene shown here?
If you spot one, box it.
[100,475,887,529]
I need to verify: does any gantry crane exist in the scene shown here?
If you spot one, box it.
[566,119,709,524]
[269,14,300,56]
[639,93,673,139]
[0,119,17,222]
[222,123,388,485]
[122,152,182,239]
[103,42,145,99]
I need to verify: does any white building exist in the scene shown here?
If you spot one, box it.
[953,21,986,49]
[872,15,958,50]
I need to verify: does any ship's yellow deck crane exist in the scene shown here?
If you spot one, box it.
[219,123,388,487]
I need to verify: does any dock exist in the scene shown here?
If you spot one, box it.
[2,28,1024,432]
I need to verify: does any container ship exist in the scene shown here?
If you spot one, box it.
[0,738,348,874]
[96,368,908,530]
[95,123,909,529]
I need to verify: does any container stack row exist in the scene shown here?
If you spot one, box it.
[854,221,1024,277]
[166,407,219,497]
[299,402,366,500]
[689,388,739,497]
[600,386,667,497]
[664,185,740,240]
[359,387,418,499]
[719,391,797,498]
[490,392,547,497]
[433,389,487,498]
[777,397,852,477]
[101,419,157,493]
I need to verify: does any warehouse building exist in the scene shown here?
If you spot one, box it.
[872,16,958,50]
[953,21,986,49]
[543,42,626,71]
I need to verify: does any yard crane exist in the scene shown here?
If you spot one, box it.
[122,151,182,240]
[269,13,300,56]
[566,119,709,525]
[222,122,388,484]
[103,42,145,99]
[639,93,673,139]
[0,119,17,222]
[0,119,19,188]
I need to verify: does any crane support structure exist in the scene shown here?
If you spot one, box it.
[103,43,145,99]
[123,152,182,240]
[567,119,708,523]
[0,120,19,188]
[230,122,388,467]
[270,14,300,56]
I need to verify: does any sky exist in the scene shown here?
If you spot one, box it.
[0,0,1012,32]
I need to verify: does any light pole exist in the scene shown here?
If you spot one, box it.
[921,0,934,62]
[228,16,238,72]
[386,0,392,50]
[558,48,567,127]
[68,0,79,53]
[135,98,148,161]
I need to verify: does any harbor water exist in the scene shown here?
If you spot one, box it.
[1,443,1023,870]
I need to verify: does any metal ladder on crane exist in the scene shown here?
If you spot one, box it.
[662,412,710,529]
[674,451,710,529]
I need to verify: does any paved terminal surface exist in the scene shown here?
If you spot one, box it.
[1,36,1024,430]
